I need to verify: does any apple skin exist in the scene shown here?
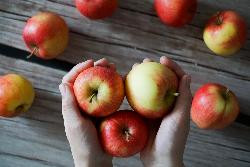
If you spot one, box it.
[154,0,197,27]
[100,110,148,157]
[191,83,240,129]
[0,74,35,117]
[125,62,178,119]
[203,10,247,56]
[23,12,69,59]
[73,66,124,117]
[75,0,118,20]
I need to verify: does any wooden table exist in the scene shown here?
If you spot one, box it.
[0,0,250,166]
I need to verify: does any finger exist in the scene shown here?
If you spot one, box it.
[174,75,192,112]
[94,58,109,67]
[160,56,186,78]
[109,63,116,71]
[132,63,139,69]
[62,60,94,84]
[160,75,191,133]
[59,83,83,122]
[143,58,153,63]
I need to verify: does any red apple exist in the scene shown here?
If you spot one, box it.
[23,12,69,59]
[0,74,35,117]
[191,83,240,129]
[73,66,124,117]
[75,0,118,20]
[154,0,197,27]
[100,110,148,157]
[203,10,247,56]
[125,62,178,119]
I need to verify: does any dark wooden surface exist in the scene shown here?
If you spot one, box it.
[0,0,250,166]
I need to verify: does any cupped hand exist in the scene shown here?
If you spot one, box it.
[139,57,192,167]
[59,58,115,167]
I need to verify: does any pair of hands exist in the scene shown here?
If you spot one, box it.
[59,57,192,167]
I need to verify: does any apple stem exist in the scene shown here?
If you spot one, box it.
[27,47,38,59]
[173,92,180,96]
[124,131,130,141]
[89,93,97,103]
[216,13,223,25]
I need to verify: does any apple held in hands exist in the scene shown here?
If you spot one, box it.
[125,62,178,119]
[0,74,35,117]
[73,66,124,117]
[203,10,247,56]
[191,83,240,129]
[23,12,69,59]
[154,0,197,27]
[75,0,118,20]
[100,110,148,157]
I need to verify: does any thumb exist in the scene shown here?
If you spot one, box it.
[59,83,83,123]
[174,75,192,113]
[161,75,192,128]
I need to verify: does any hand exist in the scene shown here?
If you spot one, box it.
[59,58,115,167]
[139,57,192,167]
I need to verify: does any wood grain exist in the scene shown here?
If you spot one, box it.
[0,0,250,117]
[0,54,250,167]
[0,0,250,166]
[0,0,250,77]
[1,8,250,116]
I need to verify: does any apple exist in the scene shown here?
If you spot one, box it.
[73,66,124,117]
[75,0,118,20]
[0,74,35,117]
[100,110,148,157]
[191,83,240,129]
[125,62,178,119]
[203,10,247,56]
[154,0,197,27]
[23,12,69,59]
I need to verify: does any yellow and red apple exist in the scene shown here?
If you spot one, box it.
[73,66,124,117]
[100,110,148,157]
[154,0,197,27]
[203,10,247,56]
[125,62,178,119]
[75,0,118,20]
[0,74,35,117]
[23,12,69,59]
[191,83,240,129]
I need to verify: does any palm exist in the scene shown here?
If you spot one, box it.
[141,106,190,166]
[64,114,112,166]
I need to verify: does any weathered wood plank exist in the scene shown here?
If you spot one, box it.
[0,0,250,117]
[1,15,250,117]
[0,0,249,79]
[0,54,250,167]
[0,0,250,165]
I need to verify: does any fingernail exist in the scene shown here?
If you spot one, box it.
[85,59,94,65]
[132,63,139,69]
[143,58,152,63]
[160,56,165,61]
[100,58,107,62]
[59,84,66,96]
[160,56,169,64]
